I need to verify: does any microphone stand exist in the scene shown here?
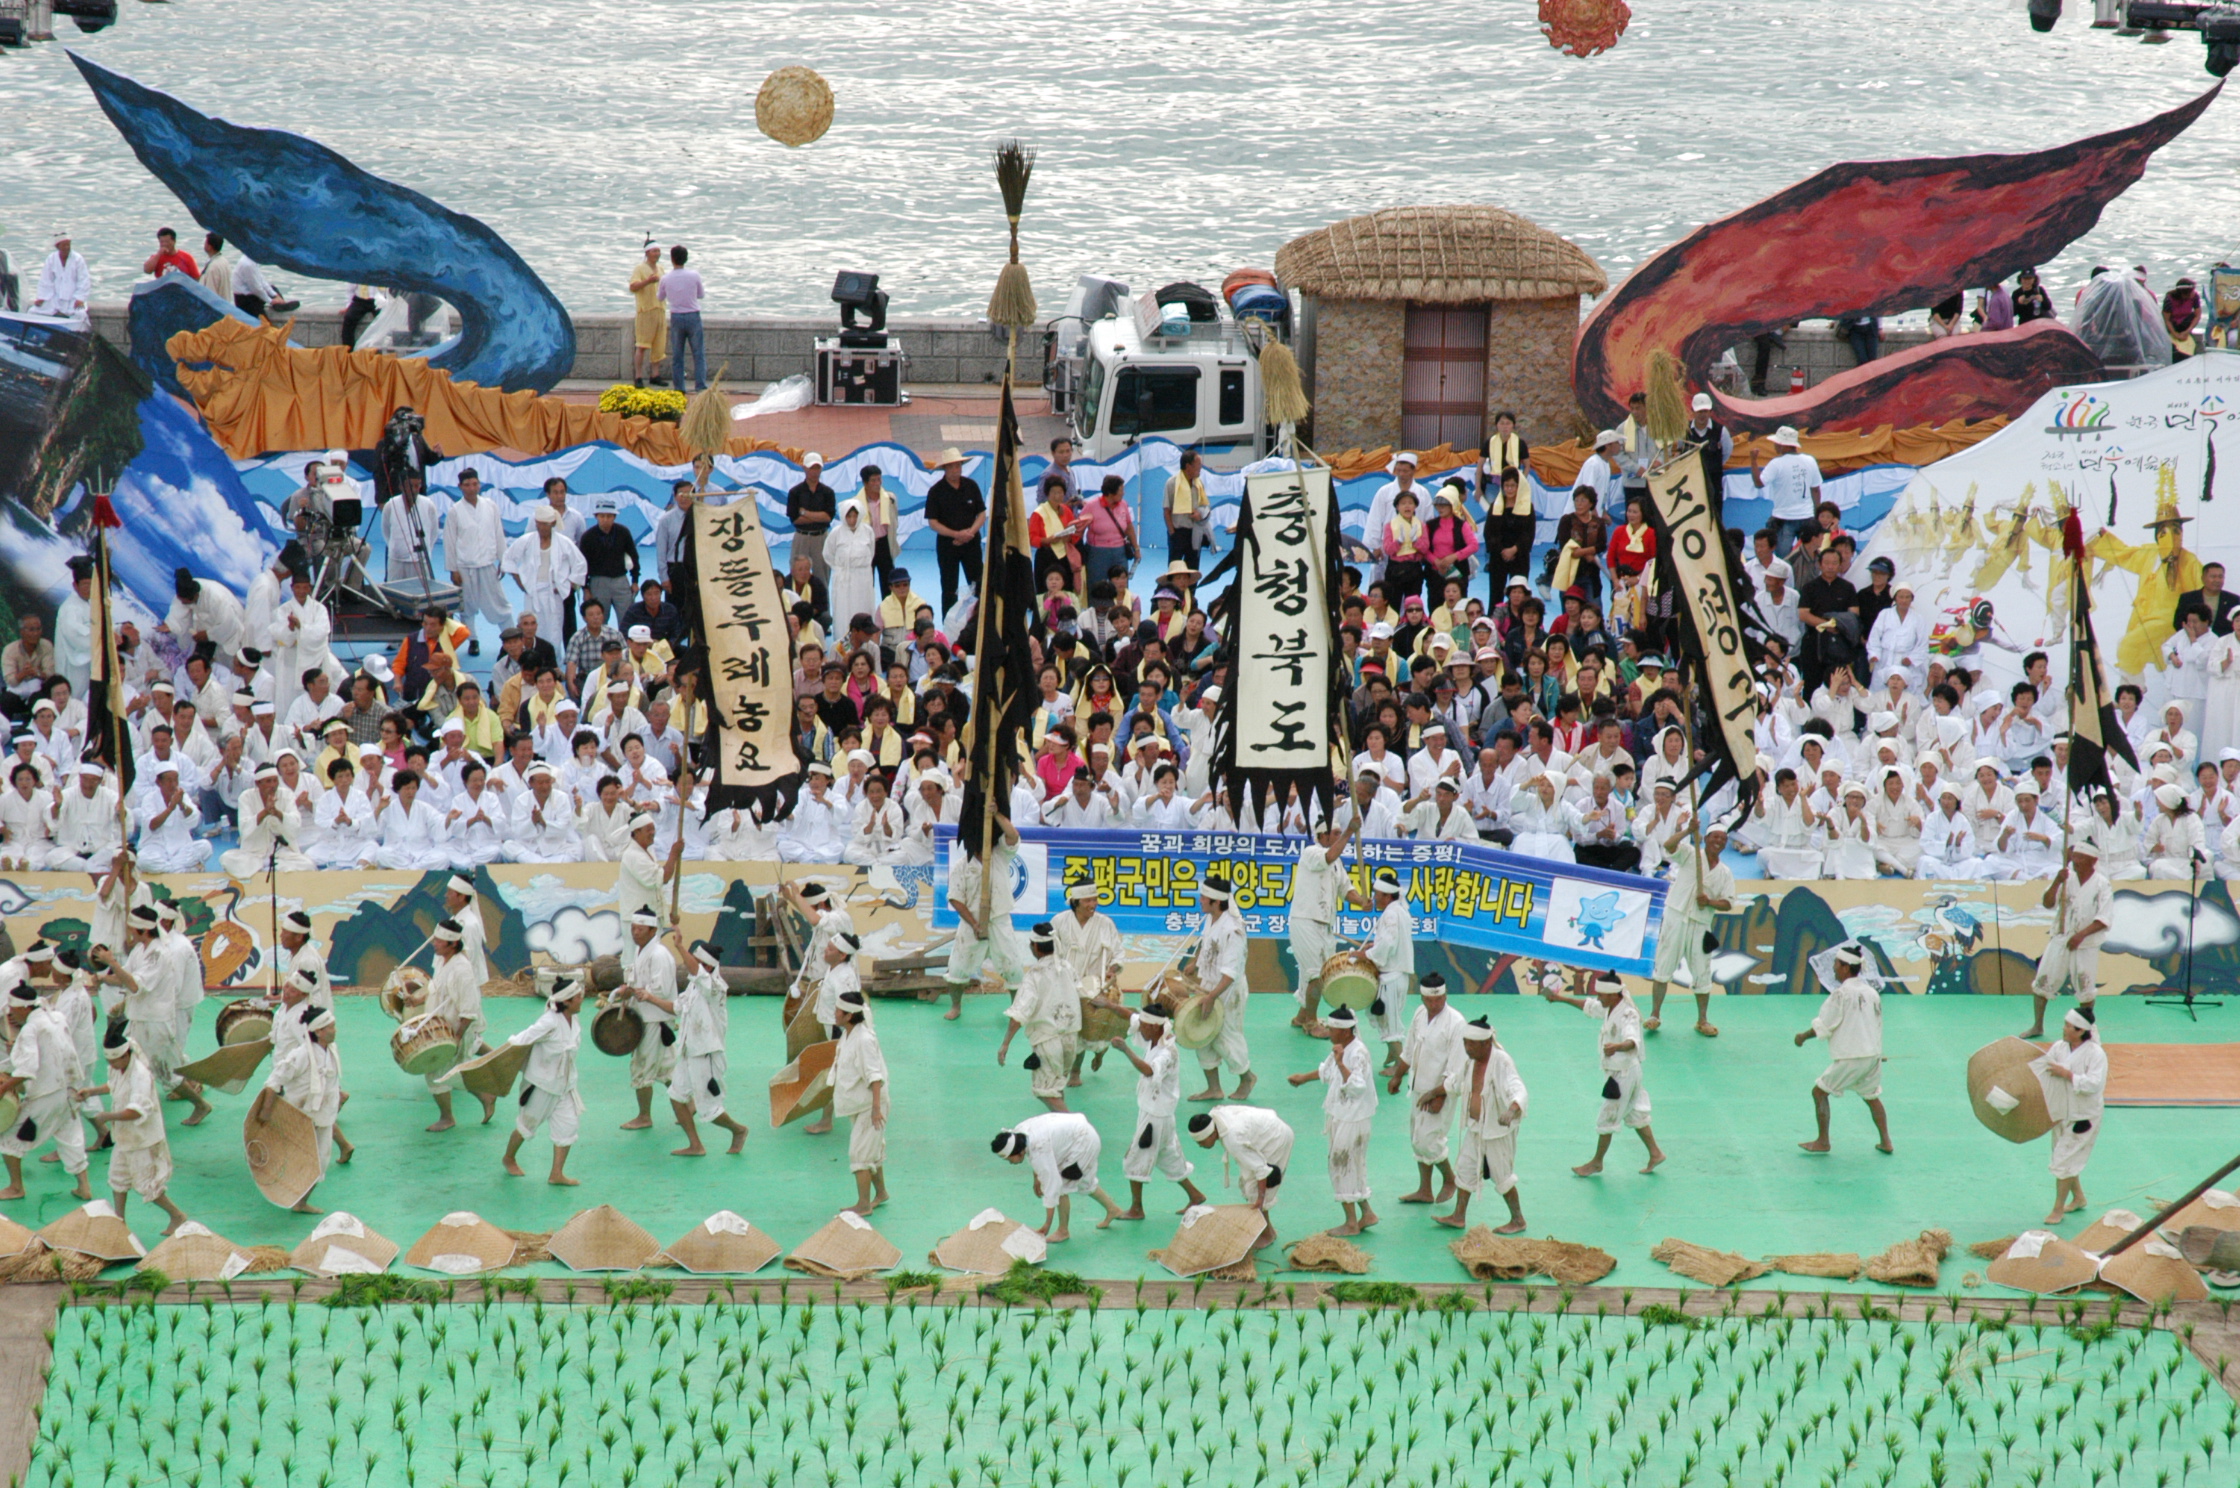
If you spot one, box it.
[2142,847,2222,1018]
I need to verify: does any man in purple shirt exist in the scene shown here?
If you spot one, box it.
[658,245,708,393]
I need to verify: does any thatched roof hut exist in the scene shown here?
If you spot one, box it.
[1276,206,1606,453]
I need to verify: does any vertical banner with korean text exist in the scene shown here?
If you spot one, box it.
[1647,450,1759,808]
[1211,463,1344,818]
[692,497,800,808]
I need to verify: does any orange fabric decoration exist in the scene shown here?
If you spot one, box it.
[166,319,803,464]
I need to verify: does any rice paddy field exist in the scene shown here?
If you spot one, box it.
[23,1286,2240,1488]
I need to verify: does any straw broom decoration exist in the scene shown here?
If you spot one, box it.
[987,140,1039,344]
[1644,349,1689,447]
[679,365,733,460]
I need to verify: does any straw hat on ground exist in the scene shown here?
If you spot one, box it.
[931,1209,1046,1275]
[404,1212,519,1275]
[1150,1204,1265,1278]
[786,1211,900,1280]
[662,1212,781,1274]
[243,1097,323,1209]
[1986,1231,2100,1294]
[549,1205,663,1272]
[139,1223,256,1282]
[38,1201,146,1262]
[2099,1240,2208,1305]
[290,1212,399,1277]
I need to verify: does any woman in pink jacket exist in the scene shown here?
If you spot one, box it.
[1423,481,1481,600]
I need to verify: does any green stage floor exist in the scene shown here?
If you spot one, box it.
[25,1296,2239,1488]
[4,993,2235,1292]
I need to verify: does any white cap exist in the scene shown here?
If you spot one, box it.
[1691,393,1713,411]
[1771,426,1801,448]
[627,625,653,643]
[440,716,465,736]
[1390,451,1419,469]
[804,451,825,468]
[1594,429,1622,448]
[533,507,558,524]
[2155,783,2188,810]
[1367,622,1393,641]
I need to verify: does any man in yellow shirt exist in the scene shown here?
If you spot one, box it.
[630,240,668,388]
[877,571,932,650]
[1165,449,1209,566]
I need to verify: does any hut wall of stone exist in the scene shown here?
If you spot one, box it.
[1484,297,1585,449]
[1302,296,1404,455]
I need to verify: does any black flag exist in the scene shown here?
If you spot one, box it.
[2063,509,2137,801]
[957,377,1037,862]
[87,495,133,802]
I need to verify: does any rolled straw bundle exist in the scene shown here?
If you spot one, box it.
[1259,339,1310,427]
[1644,349,1688,446]
[679,368,733,458]
[987,140,1039,331]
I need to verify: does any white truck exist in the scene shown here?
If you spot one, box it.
[1043,275,1286,468]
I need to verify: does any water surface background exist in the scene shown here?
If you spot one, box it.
[2,1,2234,318]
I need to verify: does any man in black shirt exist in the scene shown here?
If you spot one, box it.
[922,447,987,614]
[1795,546,1860,695]
[577,500,641,623]
[2175,561,2240,637]
[786,454,839,586]
[620,578,687,651]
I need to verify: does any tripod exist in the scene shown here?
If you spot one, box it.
[2141,850,2224,1020]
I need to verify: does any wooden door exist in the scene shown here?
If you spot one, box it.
[1401,305,1488,452]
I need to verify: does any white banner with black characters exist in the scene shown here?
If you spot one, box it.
[694,498,798,802]
[1210,462,1344,816]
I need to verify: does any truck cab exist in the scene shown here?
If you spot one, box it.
[1060,288,1277,468]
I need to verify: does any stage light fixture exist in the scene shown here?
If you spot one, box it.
[830,271,888,337]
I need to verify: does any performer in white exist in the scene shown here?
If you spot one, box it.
[1438,1015,1529,1235]
[1752,768,1823,879]
[822,501,880,633]
[1918,782,1984,878]
[505,763,585,862]
[1793,941,1893,1154]
[941,818,1024,1015]
[502,978,586,1186]
[1186,1104,1293,1249]
[1868,767,1925,876]
[1103,999,1205,1219]
[31,229,91,329]
[83,1027,192,1235]
[503,507,587,638]
[1387,972,1466,1206]
[998,924,1083,1111]
[269,570,335,724]
[443,469,511,630]
[1287,1004,1379,1236]
[1364,866,1415,1067]
[0,980,90,1203]
[254,1006,343,1209]
[2022,839,2114,1040]
[1051,881,1122,1074]
[371,769,451,870]
[1543,973,1666,1177]
[830,987,889,1215]
[628,939,748,1158]
[1183,869,1254,1102]
[993,1110,1125,1242]
[1646,823,1735,1037]
[1287,816,1366,1028]
[1821,781,1880,879]
[222,765,314,876]
[615,908,680,1132]
[1865,581,1928,693]
[2143,783,2207,879]
[2037,1007,2108,1225]
[406,918,494,1132]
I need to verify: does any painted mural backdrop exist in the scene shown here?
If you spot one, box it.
[1,868,2231,1016]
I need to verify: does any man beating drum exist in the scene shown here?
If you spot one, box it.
[1288,814,1369,1030]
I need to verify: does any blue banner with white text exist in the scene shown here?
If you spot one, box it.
[929,826,1667,977]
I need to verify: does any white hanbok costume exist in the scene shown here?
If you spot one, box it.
[822,503,879,632]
